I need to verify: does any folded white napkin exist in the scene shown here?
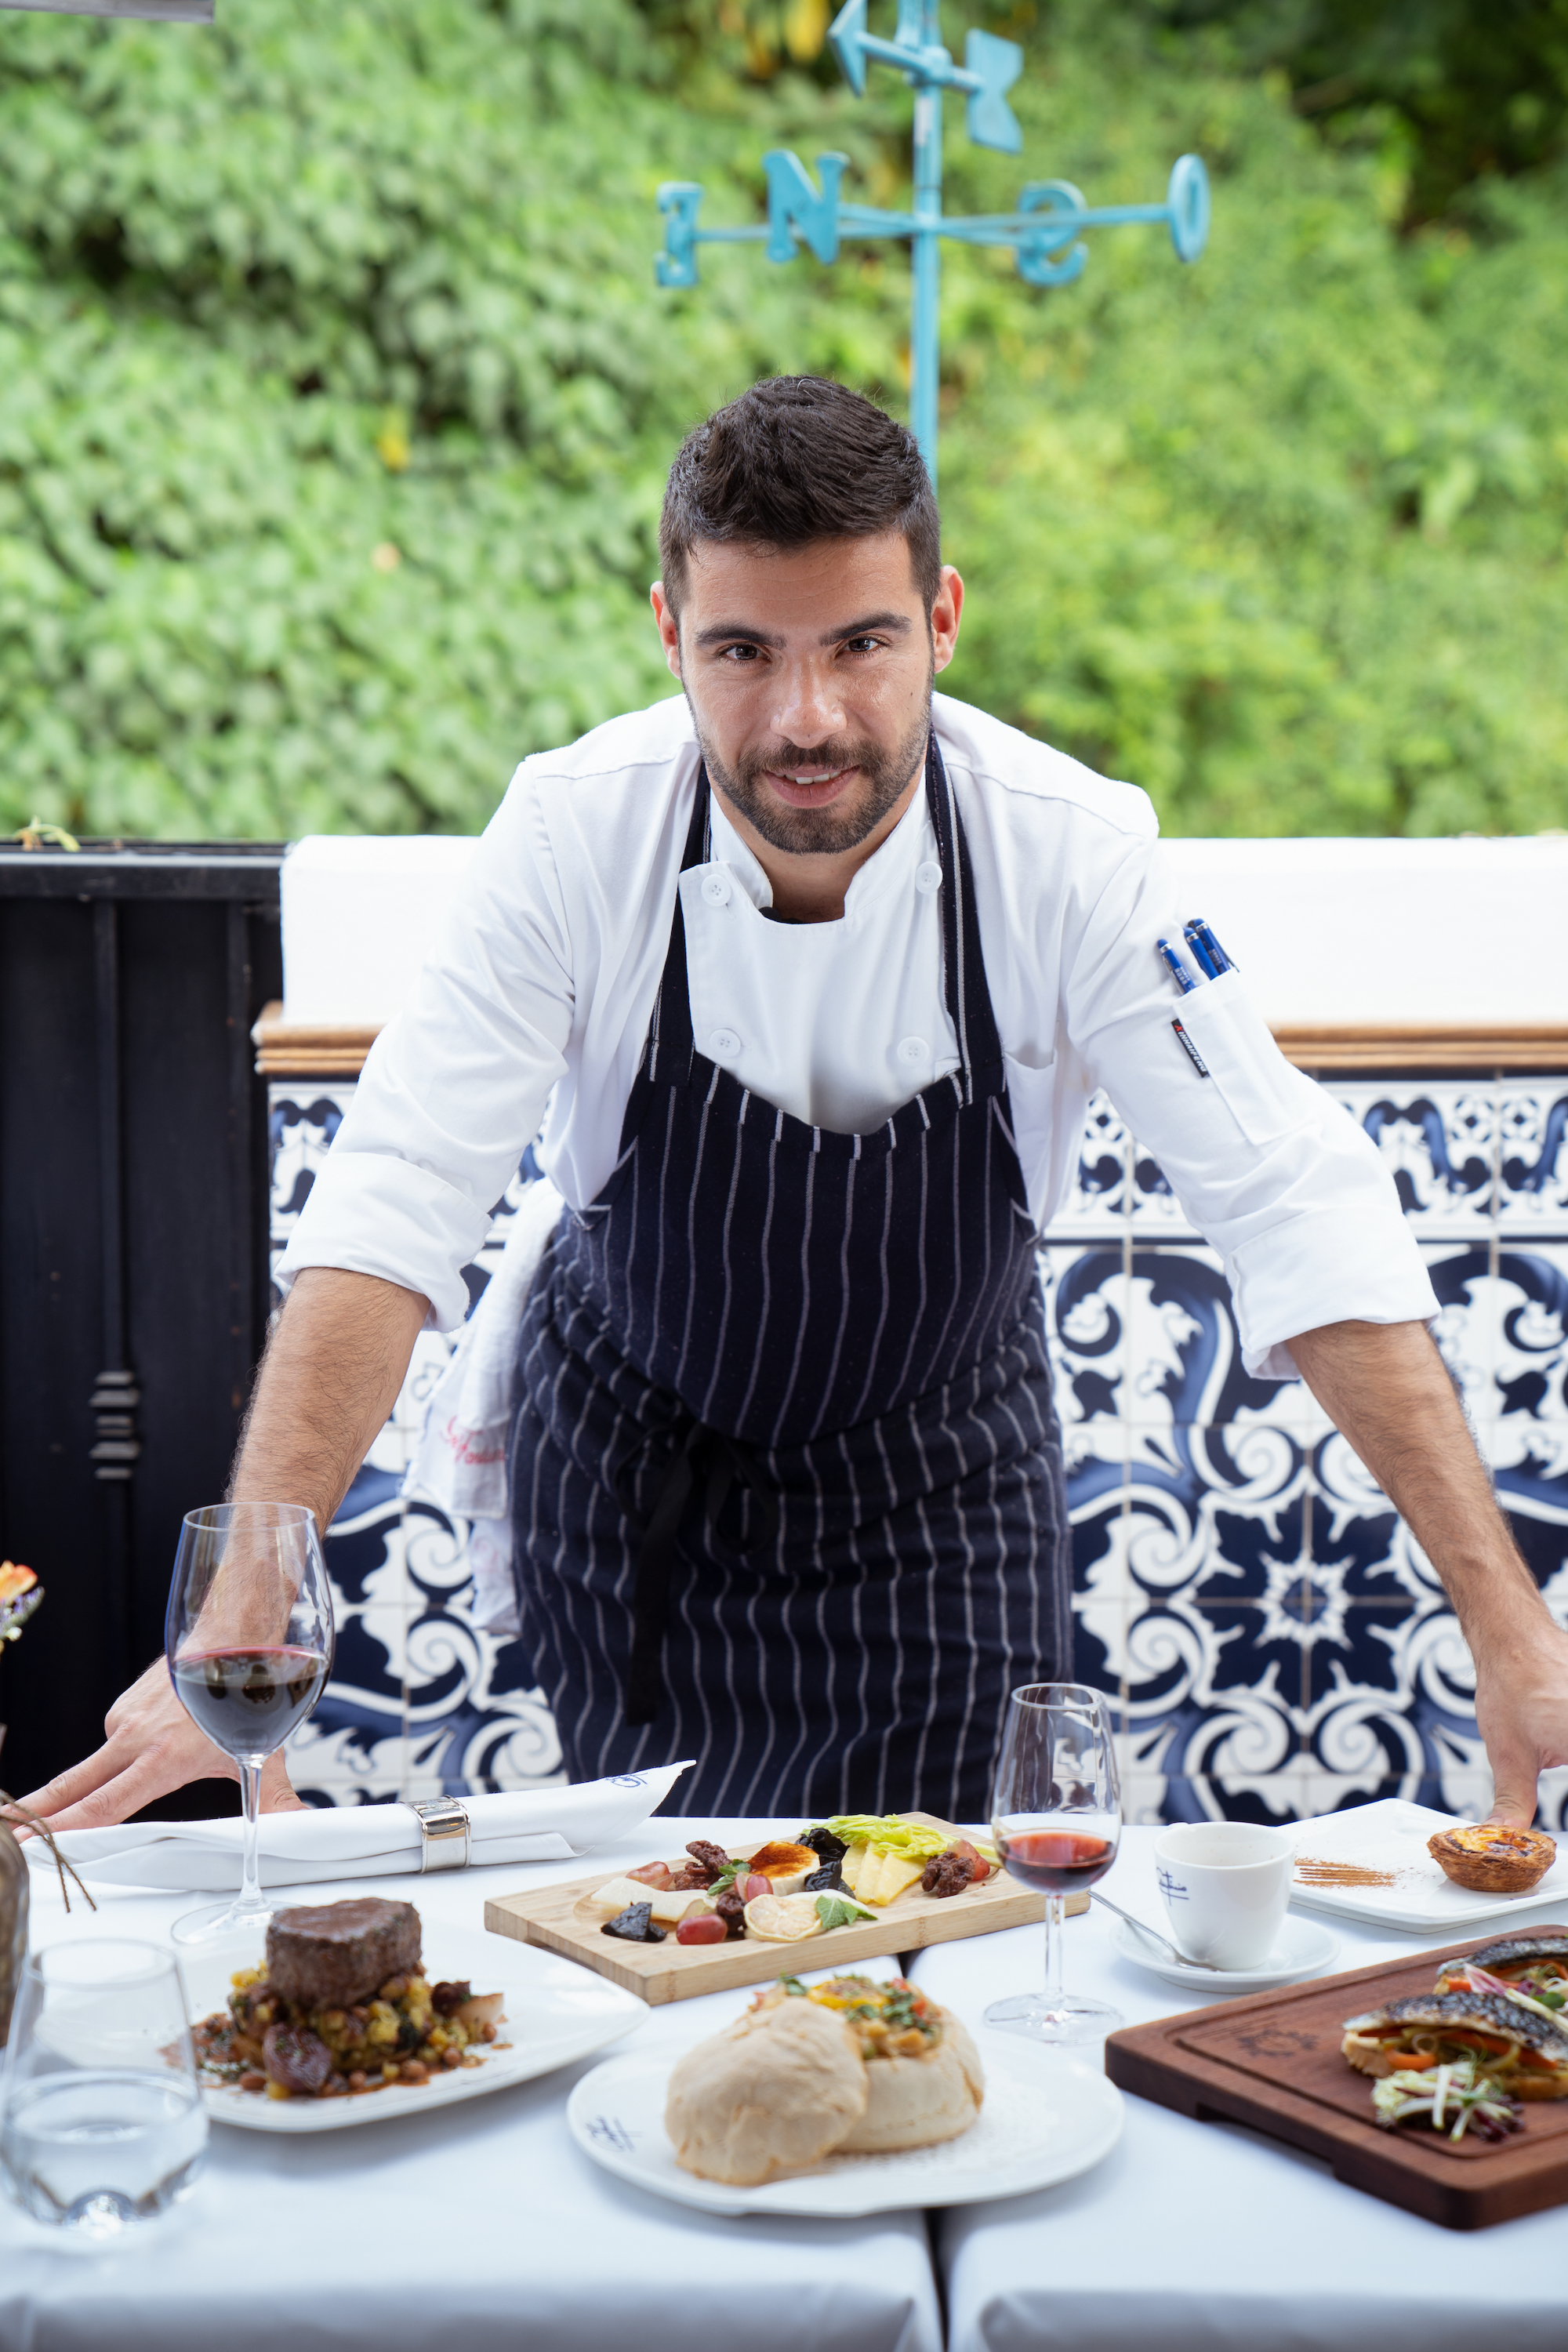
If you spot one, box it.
[30,1762,692,1892]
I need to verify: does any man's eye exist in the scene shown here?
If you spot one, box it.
[843,637,884,656]
[719,643,762,662]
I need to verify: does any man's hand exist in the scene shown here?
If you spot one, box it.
[24,1267,429,1831]
[1290,1317,1568,1828]
[1470,1615,1568,1829]
[16,1657,306,1832]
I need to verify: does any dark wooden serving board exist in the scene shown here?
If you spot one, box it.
[485,1812,1083,2006]
[1105,1926,1568,2230]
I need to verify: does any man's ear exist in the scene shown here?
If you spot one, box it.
[931,565,964,675]
[650,583,682,681]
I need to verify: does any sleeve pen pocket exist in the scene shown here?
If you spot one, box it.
[1156,923,1308,1146]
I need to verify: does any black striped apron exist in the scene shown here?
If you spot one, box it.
[507,741,1069,1819]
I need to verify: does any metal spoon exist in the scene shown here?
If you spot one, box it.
[1090,1889,1225,1971]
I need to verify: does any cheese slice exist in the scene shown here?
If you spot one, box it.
[645,1884,709,1926]
[840,1843,868,1896]
[585,1875,661,1919]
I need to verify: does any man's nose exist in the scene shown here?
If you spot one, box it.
[771,660,846,746]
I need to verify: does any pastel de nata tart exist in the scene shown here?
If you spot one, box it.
[665,1975,984,2184]
[1342,1991,1568,2100]
[1427,1822,1555,1896]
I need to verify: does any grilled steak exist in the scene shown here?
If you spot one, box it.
[266,1898,422,2006]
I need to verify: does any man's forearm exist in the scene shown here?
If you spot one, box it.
[1286,1320,1539,1646]
[230,1267,430,1528]
[1288,1316,1568,1821]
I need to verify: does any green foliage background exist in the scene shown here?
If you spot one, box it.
[0,0,1564,837]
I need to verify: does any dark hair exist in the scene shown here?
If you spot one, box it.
[659,376,941,617]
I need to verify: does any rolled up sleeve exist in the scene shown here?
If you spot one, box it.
[276,771,575,1332]
[1065,830,1438,1379]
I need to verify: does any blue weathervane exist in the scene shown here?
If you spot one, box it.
[655,0,1210,484]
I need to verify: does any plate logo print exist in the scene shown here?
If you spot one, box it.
[587,2112,637,2154]
[1156,1868,1189,1904]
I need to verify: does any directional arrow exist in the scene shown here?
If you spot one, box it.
[964,29,1022,154]
[829,0,868,95]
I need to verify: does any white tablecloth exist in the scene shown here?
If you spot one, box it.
[13,1817,1568,2352]
[2,1818,941,2352]
[911,1825,1568,2352]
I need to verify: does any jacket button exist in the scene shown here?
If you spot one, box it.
[915,861,942,895]
[709,1028,742,1058]
[896,1036,928,1065]
[700,871,731,906]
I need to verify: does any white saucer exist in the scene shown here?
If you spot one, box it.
[1110,1911,1340,1992]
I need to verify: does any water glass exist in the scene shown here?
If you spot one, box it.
[0,1939,208,2236]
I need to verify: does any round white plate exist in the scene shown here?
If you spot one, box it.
[566,2026,1124,2216]
[180,1929,645,2132]
[1110,1911,1340,1992]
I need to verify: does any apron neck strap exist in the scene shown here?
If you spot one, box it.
[924,733,1004,1103]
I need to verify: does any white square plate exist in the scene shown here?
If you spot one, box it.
[1288,1800,1568,1932]
[182,1928,645,2131]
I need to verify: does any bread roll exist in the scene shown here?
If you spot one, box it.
[837,2009,985,2152]
[665,1978,985,2182]
[664,1997,868,2185]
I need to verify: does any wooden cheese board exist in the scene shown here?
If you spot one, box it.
[484,1813,1082,2005]
[1104,1926,1568,2230]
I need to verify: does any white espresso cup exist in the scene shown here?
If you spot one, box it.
[1153,1822,1294,1970]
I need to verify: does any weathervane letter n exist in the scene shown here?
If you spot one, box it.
[761,151,850,266]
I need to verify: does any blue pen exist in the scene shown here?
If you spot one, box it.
[1191,917,1232,975]
[1156,938,1196,993]
[1182,920,1221,982]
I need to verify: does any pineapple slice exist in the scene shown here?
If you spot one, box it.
[865,1850,926,1905]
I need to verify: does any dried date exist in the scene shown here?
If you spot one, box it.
[713,1887,746,1940]
[920,1852,975,1900]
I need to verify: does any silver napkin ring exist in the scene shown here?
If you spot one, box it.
[410,1796,470,1872]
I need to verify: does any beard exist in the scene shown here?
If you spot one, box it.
[691,683,934,860]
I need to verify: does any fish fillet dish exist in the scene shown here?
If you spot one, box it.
[1341,1991,1568,2100]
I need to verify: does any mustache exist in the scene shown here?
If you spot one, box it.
[740,739,877,782]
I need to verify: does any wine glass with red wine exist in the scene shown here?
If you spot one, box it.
[985,1681,1123,2044]
[165,1502,332,1947]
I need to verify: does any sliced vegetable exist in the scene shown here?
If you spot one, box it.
[1371,2057,1524,2142]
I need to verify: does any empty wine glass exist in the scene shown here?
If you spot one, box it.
[985,1681,1123,2045]
[1,1940,207,2236]
[165,1501,332,1948]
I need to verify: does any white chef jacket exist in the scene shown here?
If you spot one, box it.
[279,690,1437,1379]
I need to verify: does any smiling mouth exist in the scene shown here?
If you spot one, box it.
[765,765,857,809]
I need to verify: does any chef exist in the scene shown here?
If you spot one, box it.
[27,376,1568,1828]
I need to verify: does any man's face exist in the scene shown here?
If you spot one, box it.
[651,533,964,862]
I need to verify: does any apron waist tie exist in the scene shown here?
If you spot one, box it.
[621,1422,779,1726]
